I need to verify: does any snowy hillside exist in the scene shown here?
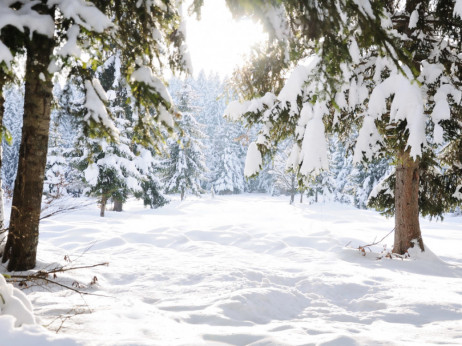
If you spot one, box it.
[5,194,462,345]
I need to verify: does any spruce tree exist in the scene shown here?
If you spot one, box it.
[0,0,189,270]
[44,121,70,201]
[67,56,168,216]
[224,0,462,255]
[212,142,245,195]
[138,174,168,209]
[163,84,207,201]
[271,141,299,203]
[1,85,22,194]
[328,136,354,204]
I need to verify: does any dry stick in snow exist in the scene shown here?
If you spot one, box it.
[40,201,94,221]
[5,262,110,297]
[356,228,395,256]
[45,308,87,334]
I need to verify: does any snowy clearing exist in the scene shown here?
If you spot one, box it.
[4,194,462,345]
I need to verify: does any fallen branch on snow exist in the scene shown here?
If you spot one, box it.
[357,228,395,256]
[354,228,412,260]
[4,262,110,298]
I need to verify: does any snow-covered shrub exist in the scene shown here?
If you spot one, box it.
[0,275,78,344]
[0,275,35,327]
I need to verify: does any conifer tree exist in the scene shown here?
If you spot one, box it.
[1,85,22,194]
[138,174,168,209]
[224,0,462,255]
[60,72,134,217]
[327,136,353,204]
[211,142,245,195]
[44,85,81,200]
[351,158,390,209]
[67,56,168,216]
[0,0,190,270]
[163,84,207,200]
[44,122,70,201]
[271,141,299,203]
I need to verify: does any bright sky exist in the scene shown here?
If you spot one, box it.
[185,0,267,78]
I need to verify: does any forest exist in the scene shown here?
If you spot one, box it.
[0,0,461,345]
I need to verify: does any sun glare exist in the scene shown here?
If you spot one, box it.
[186,0,267,78]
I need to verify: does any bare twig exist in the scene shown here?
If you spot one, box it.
[1,199,92,236]
[44,307,90,334]
[357,228,395,256]
[66,241,98,264]
[7,275,109,297]
[360,228,395,248]
[40,201,93,221]
[5,262,111,298]
[56,315,73,333]
[45,262,109,275]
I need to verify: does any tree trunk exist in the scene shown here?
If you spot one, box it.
[181,188,185,201]
[290,174,295,204]
[113,198,123,212]
[300,192,303,204]
[393,150,424,254]
[2,20,55,271]
[100,196,107,217]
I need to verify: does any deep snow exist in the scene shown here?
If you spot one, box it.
[3,194,462,345]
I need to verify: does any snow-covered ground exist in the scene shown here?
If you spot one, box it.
[3,194,462,345]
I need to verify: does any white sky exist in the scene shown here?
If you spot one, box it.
[185,0,267,78]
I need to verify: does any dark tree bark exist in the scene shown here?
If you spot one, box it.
[113,198,123,212]
[289,174,295,205]
[393,150,424,254]
[2,15,55,271]
[100,196,107,217]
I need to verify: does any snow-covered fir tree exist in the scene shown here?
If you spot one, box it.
[208,100,246,195]
[211,137,245,195]
[350,158,391,209]
[137,173,168,209]
[327,136,353,204]
[2,85,23,195]
[44,83,79,201]
[190,73,247,194]
[44,122,71,201]
[0,0,190,271]
[67,57,168,215]
[163,84,207,201]
[169,74,277,197]
[224,0,462,255]
[244,126,274,194]
[270,141,299,203]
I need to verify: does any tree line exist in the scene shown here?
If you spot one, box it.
[2,72,388,211]
[0,0,461,271]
